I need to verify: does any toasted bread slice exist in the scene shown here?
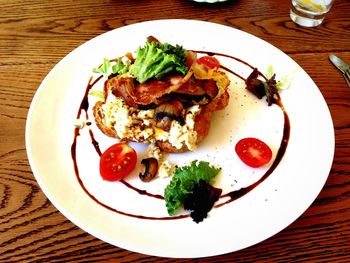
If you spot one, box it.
[92,87,229,153]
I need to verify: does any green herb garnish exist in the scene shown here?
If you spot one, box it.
[93,57,130,78]
[88,90,104,101]
[266,64,290,90]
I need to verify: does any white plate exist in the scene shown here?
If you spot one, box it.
[25,19,334,258]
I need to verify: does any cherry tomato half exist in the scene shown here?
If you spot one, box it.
[99,143,137,181]
[196,56,220,69]
[235,138,273,168]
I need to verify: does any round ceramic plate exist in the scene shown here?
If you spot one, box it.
[25,19,334,258]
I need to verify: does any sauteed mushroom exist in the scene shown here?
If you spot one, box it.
[154,101,184,131]
[139,158,159,182]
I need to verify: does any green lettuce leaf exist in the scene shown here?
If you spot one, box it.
[164,160,221,216]
[130,41,188,83]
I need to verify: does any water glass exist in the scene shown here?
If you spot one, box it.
[290,0,336,27]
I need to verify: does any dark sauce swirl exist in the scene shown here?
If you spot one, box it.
[71,52,290,220]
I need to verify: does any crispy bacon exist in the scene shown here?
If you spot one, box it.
[185,50,197,68]
[133,80,170,105]
[107,76,172,106]
[108,77,137,107]
[106,70,220,109]
[175,76,205,96]
[203,79,218,99]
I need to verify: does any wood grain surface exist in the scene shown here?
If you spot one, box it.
[1,0,349,262]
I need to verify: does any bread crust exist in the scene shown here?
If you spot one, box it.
[93,101,118,138]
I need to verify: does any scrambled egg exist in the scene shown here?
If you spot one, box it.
[146,144,174,178]
[102,94,201,151]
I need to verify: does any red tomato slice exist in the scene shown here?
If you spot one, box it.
[196,56,220,69]
[99,143,137,181]
[235,138,272,168]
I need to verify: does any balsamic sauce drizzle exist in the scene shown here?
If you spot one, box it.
[120,180,164,200]
[71,52,291,220]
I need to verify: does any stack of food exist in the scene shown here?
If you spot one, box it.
[93,36,230,153]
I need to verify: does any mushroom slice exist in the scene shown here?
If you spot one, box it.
[139,158,159,182]
[154,101,184,131]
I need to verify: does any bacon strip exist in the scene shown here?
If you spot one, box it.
[107,70,194,107]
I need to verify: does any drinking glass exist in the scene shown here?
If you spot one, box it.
[290,0,336,27]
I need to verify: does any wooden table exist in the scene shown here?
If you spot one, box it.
[1,0,349,262]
